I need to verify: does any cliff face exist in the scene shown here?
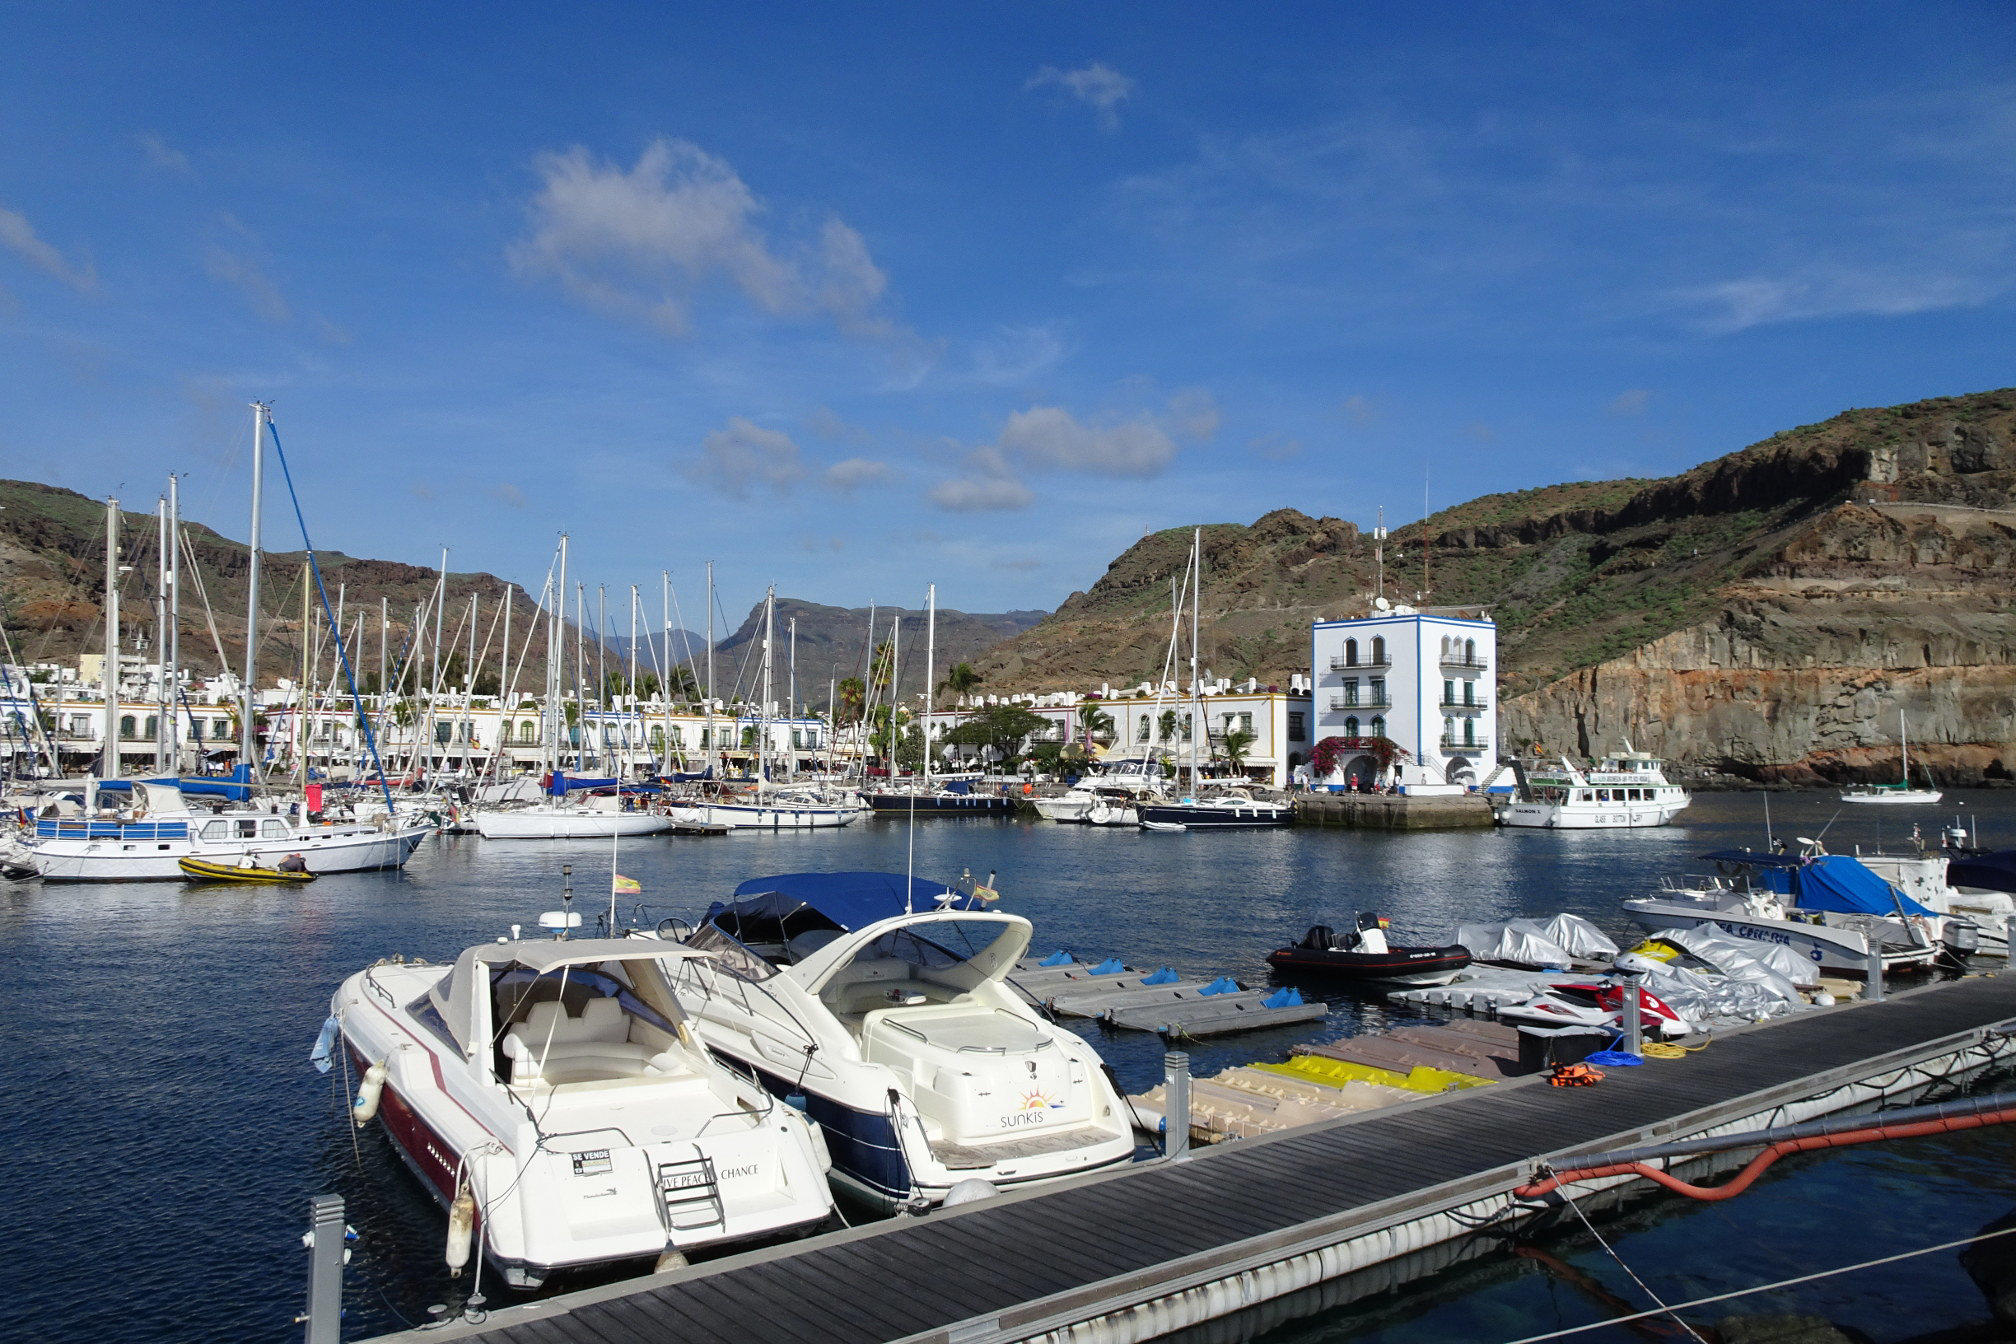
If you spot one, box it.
[971,388,2016,783]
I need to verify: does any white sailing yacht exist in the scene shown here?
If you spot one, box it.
[1841,713,1942,805]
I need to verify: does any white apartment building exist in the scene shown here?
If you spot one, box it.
[1309,602,1497,792]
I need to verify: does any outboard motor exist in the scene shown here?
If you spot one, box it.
[1302,924,1336,951]
[1354,912,1390,956]
[1946,920,1983,956]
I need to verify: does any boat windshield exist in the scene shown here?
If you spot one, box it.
[842,919,1019,993]
[489,962,684,1037]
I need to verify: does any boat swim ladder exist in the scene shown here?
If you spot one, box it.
[657,1153,726,1234]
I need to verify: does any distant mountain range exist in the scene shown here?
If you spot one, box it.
[708,598,1046,707]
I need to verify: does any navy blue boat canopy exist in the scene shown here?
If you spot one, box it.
[1702,850,1934,916]
[710,871,986,933]
[1948,850,2016,895]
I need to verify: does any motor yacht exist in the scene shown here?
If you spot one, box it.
[1135,788,1293,829]
[669,871,1137,1210]
[1498,749,1690,829]
[326,935,833,1288]
[1622,847,1945,976]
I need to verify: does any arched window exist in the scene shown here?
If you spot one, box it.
[119,714,136,739]
[1343,715,1360,738]
[518,720,536,744]
[144,715,157,740]
[1343,637,1358,666]
[1464,637,1477,663]
[649,726,664,749]
[1138,717,1151,742]
[1371,636,1386,664]
[1369,715,1386,738]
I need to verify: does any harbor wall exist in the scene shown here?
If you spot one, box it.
[1293,793,1493,830]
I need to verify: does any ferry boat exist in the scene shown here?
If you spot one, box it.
[1498,749,1690,829]
[670,872,1136,1210]
[327,935,833,1287]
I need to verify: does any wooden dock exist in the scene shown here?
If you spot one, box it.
[384,972,2016,1344]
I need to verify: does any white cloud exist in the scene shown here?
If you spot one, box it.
[930,475,1036,512]
[1027,63,1136,131]
[998,405,1176,476]
[512,138,890,337]
[823,457,893,491]
[1607,388,1650,416]
[137,131,191,174]
[1673,269,2000,334]
[1167,388,1220,440]
[972,324,1066,385]
[806,406,870,443]
[687,416,804,497]
[204,246,289,323]
[0,203,95,291]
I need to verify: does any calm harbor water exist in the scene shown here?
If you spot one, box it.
[5,790,2015,1342]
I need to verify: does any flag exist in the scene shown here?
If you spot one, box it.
[970,883,999,903]
[612,874,641,895]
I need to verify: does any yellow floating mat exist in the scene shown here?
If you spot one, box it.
[1254,1054,1491,1095]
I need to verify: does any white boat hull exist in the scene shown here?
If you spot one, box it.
[668,802,855,830]
[1500,800,1688,828]
[473,809,672,839]
[1839,789,1944,805]
[31,825,428,882]
[1622,898,1938,976]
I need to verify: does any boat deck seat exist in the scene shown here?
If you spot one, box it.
[503,997,679,1084]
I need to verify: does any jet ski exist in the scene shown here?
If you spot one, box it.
[1267,913,1473,986]
[1496,977,1694,1040]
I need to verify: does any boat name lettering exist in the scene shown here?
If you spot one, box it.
[1000,1110,1050,1129]
[718,1164,760,1180]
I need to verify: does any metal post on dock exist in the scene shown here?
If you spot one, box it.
[1620,977,1643,1056]
[1163,1051,1191,1162]
[1866,945,1886,1002]
[302,1193,345,1344]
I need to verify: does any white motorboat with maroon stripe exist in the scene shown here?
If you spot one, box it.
[326,934,832,1288]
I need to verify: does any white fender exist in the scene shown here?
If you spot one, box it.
[351,1060,387,1127]
[445,1183,476,1274]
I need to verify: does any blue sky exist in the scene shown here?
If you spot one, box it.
[2,2,2012,624]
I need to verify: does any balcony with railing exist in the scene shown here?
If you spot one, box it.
[1328,695,1391,711]
[1439,697,1488,712]
[1440,654,1489,670]
[1439,735,1488,753]
[1328,655,1392,671]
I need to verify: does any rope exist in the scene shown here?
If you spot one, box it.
[1548,1174,1710,1344]
[262,417,397,818]
[1640,1038,1708,1059]
[1498,1222,2016,1344]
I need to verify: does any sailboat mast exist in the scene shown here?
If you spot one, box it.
[549,534,568,774]
[574,582,587,771]
[924,585,935,792]
[659,571,673,775]
[788,615,797,780]
[1177,523,1193,789]
[102,495,120,780]
[166,473,182,773]
[761,586,775,784]
[154,493,171,767]
[705,560,715,774]
[628,584,639,774]
[241,403,266,771]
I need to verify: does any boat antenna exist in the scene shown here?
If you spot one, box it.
[609,823,619,934]
[560,864,573,941]
[1813,805,1845,845]
[1762,789,1773,850]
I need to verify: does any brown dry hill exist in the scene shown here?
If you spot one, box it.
[970,388,2016,783]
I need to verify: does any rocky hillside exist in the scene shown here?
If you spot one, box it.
[0,479,548,692]
[971,388,2016,784]
[709,598,1046,706]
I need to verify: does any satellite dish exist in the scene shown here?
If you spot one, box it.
[1373,597,1391,612]
[1794,837,1817,847]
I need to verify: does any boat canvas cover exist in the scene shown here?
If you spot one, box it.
[1455,919,1576,968]
[1536,912,1620,960]
[547,773,621,796]
[1949,850,2016,895]
[709,872,988,933]
[429,938,710,1054]
[1702,851,1934,917]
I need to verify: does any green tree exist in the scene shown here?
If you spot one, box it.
[1157,709,1179,743]
[1221,728,1256,774]
[940,662,983,698]
[836,676,866,724]
[1075,703,1115,743]
[942,704,1050,766]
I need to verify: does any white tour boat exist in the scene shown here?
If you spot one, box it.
[1499,749,1691,829]
[27,780,428,882]
[669,872,1137,1210]
[1622,847,1944,976]
[325,935,834,1288]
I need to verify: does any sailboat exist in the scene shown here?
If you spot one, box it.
[859,584,1016,815]
[1841,713,1943,805]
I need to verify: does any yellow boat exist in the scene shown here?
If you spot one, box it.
[177,857,317,884]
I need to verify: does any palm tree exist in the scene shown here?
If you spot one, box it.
[837,676,866,724]
[1075,703,1115,743]
[1221,728,1256,776]
[1157,709,1179,743]
[940,662,983,700]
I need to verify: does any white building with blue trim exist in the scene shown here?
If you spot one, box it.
[1309,601,1497,793]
